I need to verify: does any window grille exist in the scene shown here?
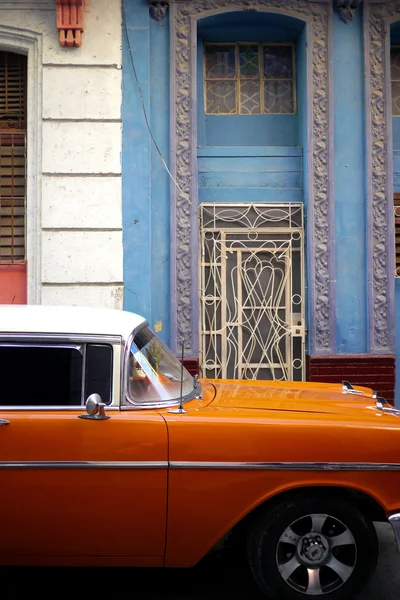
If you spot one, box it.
[204,43,296,115]
[199,203,306,381]
[394,194,400,277]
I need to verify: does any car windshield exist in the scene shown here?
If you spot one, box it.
[125,325,195,404]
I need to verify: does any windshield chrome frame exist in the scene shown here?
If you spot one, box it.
[122,322,201,410]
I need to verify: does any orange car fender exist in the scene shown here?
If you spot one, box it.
[165,469,398,567]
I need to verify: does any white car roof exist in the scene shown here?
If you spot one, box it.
[0,305,146,340]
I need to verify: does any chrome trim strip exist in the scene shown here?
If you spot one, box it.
[81,343,87,406]
[376,397,400,416]
[342,380,364,395]
[0,334,121,344]
[0,461,168,469]
[2,460,400,472]
[0,406,119,411]
[0,343,83,351]
[389,513,400,553]
[170,461,400,471]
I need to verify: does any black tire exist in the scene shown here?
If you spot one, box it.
[246,492,378,600]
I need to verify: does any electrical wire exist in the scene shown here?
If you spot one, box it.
[122,1,188,201]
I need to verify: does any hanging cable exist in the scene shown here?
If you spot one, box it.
[122,1,188,201]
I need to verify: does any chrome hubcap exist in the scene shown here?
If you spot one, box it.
[298,533,329,565]
[276,513,357,595]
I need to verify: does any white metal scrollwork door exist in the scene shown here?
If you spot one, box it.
[199,203,305,381]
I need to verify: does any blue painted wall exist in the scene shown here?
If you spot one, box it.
[122,0,171,344]
[198,147,303,203]
[392,22,400,406]
[333,7,367,353]
[392,22,400,156]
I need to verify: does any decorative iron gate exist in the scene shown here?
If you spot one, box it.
[199,203,305,381]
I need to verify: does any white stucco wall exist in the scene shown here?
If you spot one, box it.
[0,0,123,308]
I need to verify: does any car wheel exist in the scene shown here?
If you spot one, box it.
[246,493,378,599]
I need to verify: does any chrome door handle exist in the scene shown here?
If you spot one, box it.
[0,419,10,426]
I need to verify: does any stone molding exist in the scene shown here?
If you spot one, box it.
[148,0,169,21]
[169,0,333,355]
[336,0,361,24]
[364,1,397,353]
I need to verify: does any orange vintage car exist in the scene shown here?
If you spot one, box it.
[0,305,399,600]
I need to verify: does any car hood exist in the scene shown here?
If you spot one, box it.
[203,379,380,416]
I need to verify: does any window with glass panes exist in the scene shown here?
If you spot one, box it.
[204,43,296,115]
[391,47,400,116]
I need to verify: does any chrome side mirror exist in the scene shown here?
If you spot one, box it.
[78,393,111,420]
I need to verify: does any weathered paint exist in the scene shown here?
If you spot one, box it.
[42,67,122,120]
[42,285,124,309]
[0,264,27,305]
[150,13,171,345]
[42,231,123,284]
[122,0,170,345]
[122,0,152,322]
[391,21,400,406]
[333,7,367,353]
[394,151,400,191]
[42,122,122,174]
[197,147,303,203]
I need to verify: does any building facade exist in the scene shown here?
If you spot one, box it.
[122,0,399,404]
[0,0,123,309]
[1,0,400,404]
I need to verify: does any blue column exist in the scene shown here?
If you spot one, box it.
[122,0,152,321]
[333,8,367,353]
[122,0,171,345]
[149,15,171,345]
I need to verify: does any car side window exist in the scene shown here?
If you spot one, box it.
[0,343,113,407]
[85,344,113,405]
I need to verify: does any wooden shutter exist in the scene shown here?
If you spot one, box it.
[0,52,27,264]
[395,194,400,276]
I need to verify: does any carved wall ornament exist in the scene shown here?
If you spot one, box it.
[55,0,86,48]
[336,0,361,24]
[148,1,169,21]
[170,0,333,356]
[365,1,398,353]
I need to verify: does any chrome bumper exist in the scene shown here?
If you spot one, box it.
[389,513,400,553]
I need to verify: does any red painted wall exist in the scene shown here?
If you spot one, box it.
[0,263,27,304]
[307,354,395,405]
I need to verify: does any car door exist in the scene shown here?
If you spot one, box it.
[0,338,168,566]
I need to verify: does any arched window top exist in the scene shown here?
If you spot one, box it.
[198,11,305,42]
